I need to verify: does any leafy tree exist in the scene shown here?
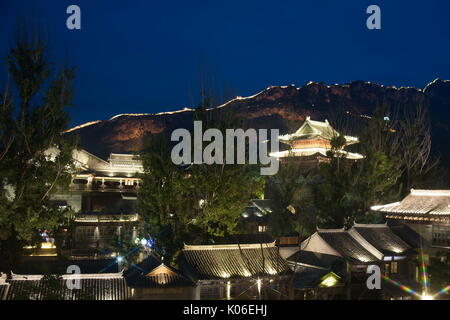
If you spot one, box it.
[189,160,264,238]
[137,101,264,260]
[0,34,76,269]
[265,157,317,237]
[111,222,145,268]
[185,106,265,238]
[137,134,190,260]
[313,138,360,229]
[314,107,402,228]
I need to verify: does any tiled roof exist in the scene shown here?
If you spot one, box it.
[318,230,379,263]
[352,224,412,256]
[270,148,363,160]
[278,117,358,145]
[181,243,291,280]
[4,274,131,300]
[251,199,273,214]
[372,189,450,218]
[130,272,194,288]
[0,284,9,300]
[242,206,266,219]
[242,199,273,221]
[387,222,425,249]
[221,234,274,245]
[286,250,344,270]
[189,234,275,246]
[125,255,194,288]
[11,258,120,274]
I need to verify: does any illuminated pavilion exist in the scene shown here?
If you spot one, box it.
[270,117,363,169]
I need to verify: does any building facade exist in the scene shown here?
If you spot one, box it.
[290,224,419,299]
[179,241,293,300]
[372,189,450,259]
[50,149,143,257]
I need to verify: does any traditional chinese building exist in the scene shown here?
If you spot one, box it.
[125,254,196,300]
[1,273,131,300]
[1,255,196,300]
[0,274,8,300]
[0,258,130,300]
[371,189,450,258]
[270,117,363,170]
[286,250,345,299]
[238,199,273,234]
[49,149,143,257]
[294,224,419,299]
[179,240,293,300]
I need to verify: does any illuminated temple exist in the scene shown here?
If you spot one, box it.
[48,149,143,257]
[270,117,363,169]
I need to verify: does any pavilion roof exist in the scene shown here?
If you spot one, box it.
[286,250,344,270]
[0,284,8,300]
[371,189,450,218]
[125,254,195,288]
[180,242,291,281]
[278,117,358,145]
[351,224,413,256]
[0,274,8,300]
[317,230,379,263]
[3,273,131,300]
[270,148,363,160]
[241,199,273,221]
[387,222,425,249]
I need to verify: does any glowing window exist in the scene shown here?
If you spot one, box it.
[319,273,340,288]
[391,261,398,274]
[258,225,267,233]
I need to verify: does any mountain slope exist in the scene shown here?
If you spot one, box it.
[67,79,449,160]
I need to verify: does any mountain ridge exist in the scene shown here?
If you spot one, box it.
[66,79,450,160]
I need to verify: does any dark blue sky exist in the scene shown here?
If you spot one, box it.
[1,0,450,127]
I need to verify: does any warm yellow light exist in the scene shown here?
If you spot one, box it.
[320,275,338,288]
[243,270,251,277]
[421,294,434,300]
[267,267,277,275]
[40,242,56,249]
[257,279,262,294]
[23,242,56,249]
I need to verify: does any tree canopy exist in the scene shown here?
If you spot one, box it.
[0,34,76,269]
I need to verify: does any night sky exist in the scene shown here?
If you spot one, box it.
[1,0,450,127]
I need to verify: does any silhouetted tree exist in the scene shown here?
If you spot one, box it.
[0,31,76,269]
